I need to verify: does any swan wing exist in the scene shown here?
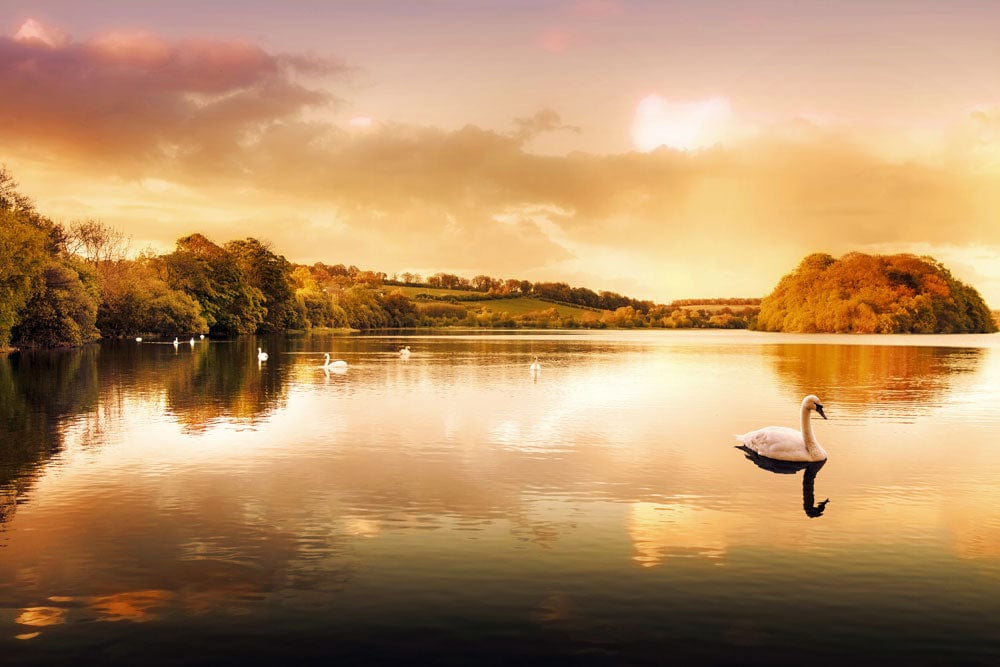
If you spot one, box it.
[735,426,813,461]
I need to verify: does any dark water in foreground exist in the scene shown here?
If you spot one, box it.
[2,330,999,665]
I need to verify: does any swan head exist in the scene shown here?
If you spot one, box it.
[802,394,827,419]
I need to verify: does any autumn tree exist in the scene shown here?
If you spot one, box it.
[755,252,997,334]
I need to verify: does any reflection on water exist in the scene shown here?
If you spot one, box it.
[2,331,1000,664]
[766,342,986,417]
[737,445,830,517]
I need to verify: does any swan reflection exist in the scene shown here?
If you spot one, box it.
[736,445,830,518]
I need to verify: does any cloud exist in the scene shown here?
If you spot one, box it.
[4,20,1000,303]
[0,19,344,168]
[13,18,69,48]
[511,109,581,144]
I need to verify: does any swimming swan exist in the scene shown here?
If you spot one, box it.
[529,356,541,372]
[399,346,411,357]
[323,353,347,369]
[734,395,828,462]
[257,347,268,361]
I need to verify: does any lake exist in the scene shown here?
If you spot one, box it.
[2,330,999,665]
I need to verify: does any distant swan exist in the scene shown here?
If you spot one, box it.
[189,337,195,346]
[173,337,179,347]
[135,337,142,342]
[399,345,411,358]
[734,395,828,462]
[199,334,205,339]
[322,353,347,369]
[529,356,541,372]
[257,347,268,361]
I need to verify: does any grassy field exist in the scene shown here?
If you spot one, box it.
[470,297,599,318]
[388,285,599,317]
[388,285,483,299]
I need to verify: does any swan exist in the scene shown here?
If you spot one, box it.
[135,337,142,342]
[399,345,411,358]
[257,347,268,361]
[173,337,179,347]
[199,334,205,339]
[529,356,541,372]
[734,395,828,462]
[322,353,347,369]
[189,337,195,346]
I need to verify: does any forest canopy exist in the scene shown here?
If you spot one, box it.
[754,252,997,334]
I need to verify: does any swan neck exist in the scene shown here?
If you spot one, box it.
[800,403,818,451]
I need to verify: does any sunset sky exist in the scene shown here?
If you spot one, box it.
[2,0,999,305]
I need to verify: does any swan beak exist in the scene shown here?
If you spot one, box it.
[815,404,827,419]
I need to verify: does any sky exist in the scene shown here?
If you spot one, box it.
[1,0,999,305]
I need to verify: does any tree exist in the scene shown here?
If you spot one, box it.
[225,238,301,332]
[12,256,100,348]
[0,165,34,214]
[337,284,389,329]
[383,291,419,327]
[754,252,997,334]
[95,255,207,337]
[0,210,49,348]
[66,219,130,264]
[159,234,266,335]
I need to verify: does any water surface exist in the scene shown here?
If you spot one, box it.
[2,331,999,665]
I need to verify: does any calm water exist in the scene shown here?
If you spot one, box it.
[2,330,1000,665]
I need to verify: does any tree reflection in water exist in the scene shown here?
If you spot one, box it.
[766,342,985,415]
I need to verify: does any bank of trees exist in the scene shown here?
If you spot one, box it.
[1,170,101,349]
[6,167,996,349]
[754,252,997,334]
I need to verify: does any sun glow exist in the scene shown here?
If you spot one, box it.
[631,95,733,152]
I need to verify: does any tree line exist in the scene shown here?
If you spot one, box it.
[3,166,750,349]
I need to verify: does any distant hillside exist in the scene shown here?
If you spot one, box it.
[754,252,997,334]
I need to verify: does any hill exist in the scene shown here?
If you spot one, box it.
[754,252,997,334]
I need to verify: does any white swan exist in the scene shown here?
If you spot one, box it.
[135,337,142,342]
[173,337,179,347]
[322,353,347,369]
[529,356,541,372]
[199,334,205,339]
[257,347,268,361]
[189,337,195,346]
[399,345,411,358]
[734,395,828,462]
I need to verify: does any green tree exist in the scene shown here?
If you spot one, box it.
[337,285,389,329]
[159,233,265,335]
[12,256,100,348]
[225,238,301,332]
[0,210,49,349]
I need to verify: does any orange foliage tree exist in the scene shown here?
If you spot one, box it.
[754,252,997,334]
